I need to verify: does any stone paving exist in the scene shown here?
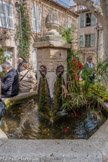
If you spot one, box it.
[0,118,108,162]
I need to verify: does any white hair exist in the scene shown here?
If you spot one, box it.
[1,62,12,69]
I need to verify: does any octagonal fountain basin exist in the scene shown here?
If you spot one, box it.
[1,98,108,139]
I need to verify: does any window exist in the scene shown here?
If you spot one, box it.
[85,34,91,47]
[0,1,14,29]
[32,6,41,33]
[86,13,91,26]
[80,13,96,28]
[4,48,13,65]
[80,33,95,47]
[33,48,37,71]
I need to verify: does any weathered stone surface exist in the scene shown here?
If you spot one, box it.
[34,30,70,98]
[1,120,108,161]
[0,139,104,162]
[45,10,60,31]
[3,91,37,105]
[0,129,7,139]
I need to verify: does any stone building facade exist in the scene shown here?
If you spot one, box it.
[70,6,104,64]
[0,0,78,70]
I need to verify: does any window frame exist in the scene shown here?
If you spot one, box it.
[85,34,91,47]
[80,12,96,28]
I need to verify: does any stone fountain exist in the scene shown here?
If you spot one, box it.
[33,10,71,99]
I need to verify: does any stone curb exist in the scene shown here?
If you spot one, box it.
[0,121,108,161]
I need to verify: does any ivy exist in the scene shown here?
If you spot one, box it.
[0,48,9,76]
[16,4,31,60]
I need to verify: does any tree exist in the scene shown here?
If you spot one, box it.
[73,0,108,60]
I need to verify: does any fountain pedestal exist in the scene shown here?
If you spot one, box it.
[33,11,71,98]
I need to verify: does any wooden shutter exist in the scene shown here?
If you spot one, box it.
[0,1,6,27]
[91,14,96,26]
[37,7,41,33]
[32,6,41,33]
[80,35,84,47]
[32,7,36,32]
[91,33,95,47]
[80,14,85,28]
[6,4,14,29]
[66,20,71,29]
[0,1,13,29]
[33,48,37,71]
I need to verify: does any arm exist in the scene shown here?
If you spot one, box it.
[1,75,13,91]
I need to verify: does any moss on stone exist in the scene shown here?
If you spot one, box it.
[38,77,51,119]
[52,76,64,115]
[4,93,37,109]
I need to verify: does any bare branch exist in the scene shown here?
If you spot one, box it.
[73,0,103,25]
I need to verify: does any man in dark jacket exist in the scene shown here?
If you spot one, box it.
[1,62,19,98]
[17,57,27,72]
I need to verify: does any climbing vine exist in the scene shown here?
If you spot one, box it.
[0,47,10,76]
[16,4,31,60]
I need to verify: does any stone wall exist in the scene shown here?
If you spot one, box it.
[77,10,104,64]
[0,0,78,69]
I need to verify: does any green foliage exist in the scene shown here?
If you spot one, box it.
[16,4,31,60]
[61,27,108,111]
[87,84,108,102]
[0,48,6,64]
[0,48,10,76]
[59,26,73,43]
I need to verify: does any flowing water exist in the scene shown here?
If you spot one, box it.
[1,98,107,139]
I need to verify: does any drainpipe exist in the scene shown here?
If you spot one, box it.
[96,22,99,63]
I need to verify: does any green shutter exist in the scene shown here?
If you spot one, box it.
[80,14,85,28]
[80,35,84,47]
[91,33,95,47]
[91,14,96,26]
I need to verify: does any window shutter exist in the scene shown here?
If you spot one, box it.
[91,33,95,47]
[32,6,41,33]
[6,4,14,28]
[37,7,41,33]
[80,14,85,28]
[80,35,84,47]
[0,1,14,29]
[33,48,37,71]
[91,14,96,26]
[0,2,4,14]
[32,7,36,31]
[0,2,6,27]
[66,20,71,29]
